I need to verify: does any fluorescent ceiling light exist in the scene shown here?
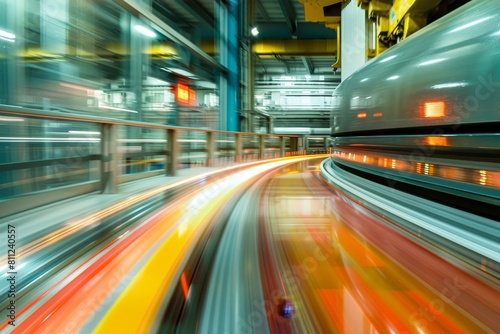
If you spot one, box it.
[251,27,259,36]
[134,25,156,38]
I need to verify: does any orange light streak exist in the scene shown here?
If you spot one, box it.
[180,272,189,299]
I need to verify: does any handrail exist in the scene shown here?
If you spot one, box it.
[0,105,313,218]
[0,104,298,137]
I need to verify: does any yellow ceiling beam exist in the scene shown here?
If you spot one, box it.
[252,39,337,57]
[298,0,341,67]
[12,42,179,62]
[201,39,338,57]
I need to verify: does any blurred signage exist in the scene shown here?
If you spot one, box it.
[177,83,196,106]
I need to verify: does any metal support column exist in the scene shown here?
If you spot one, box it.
[266,116,273,134]
[235,133,242,162]
[167,129,179,176]
[290,137,298,154]
[218,0,239,131]
[258,135,265,160]
[101,123,119,193]
[206,131,215,166]
[279,136,285,158]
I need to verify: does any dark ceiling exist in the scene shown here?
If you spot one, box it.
[151,0,340,77]
[147,0,472,79]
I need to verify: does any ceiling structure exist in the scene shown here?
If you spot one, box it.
[148,0,471,129]
[252,0,341,77]
[151,0,472,77]
[152,0,341,77]
[150,0,343,129]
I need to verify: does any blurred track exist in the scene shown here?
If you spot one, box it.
[161,157,499,333]
[2,156,498,333]
[261,159,498,333]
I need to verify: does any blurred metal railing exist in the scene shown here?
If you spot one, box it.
[0,105,311,218]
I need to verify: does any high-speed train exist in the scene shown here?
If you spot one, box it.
[328,0,500,207]
[331,0,500,136]
[323,0,500,284]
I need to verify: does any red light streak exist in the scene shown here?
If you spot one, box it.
[180,272,189,299]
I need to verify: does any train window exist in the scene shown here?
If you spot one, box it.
[350,95,376,110]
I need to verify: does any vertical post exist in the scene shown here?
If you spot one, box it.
[235,133,242,162]
[245,0,255,133]
[217,0,239,131]
[101,123,119,193]
[266,115,273,134]
[279,136,285,158]
[167,129,179,176]
[206,131,215,167]
[259,135,265,160]
[324,137,328,152]
[304,135,309,154]
[129,16,144,121]
[290,137,298,154]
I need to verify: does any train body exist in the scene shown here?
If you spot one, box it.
[323,0,500,283]
[331,0,500,136]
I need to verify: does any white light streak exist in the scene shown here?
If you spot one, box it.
[0,116,24,122]
[418,58,446,66]
[0,29,15,42]
[68,131,100,135]
[431,82,468,89]
[450,17,491,33]
[134,25,157,38]
[380,55,397,63]
[99,105,138,113]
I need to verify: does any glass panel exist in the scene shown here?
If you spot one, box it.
[215,133,235,165]
[0,0,220,128]
[0,113,100,199]
[241,135,259,161]
[119,126,166,175]
[264,136,280,159]
[177,131,207,168]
